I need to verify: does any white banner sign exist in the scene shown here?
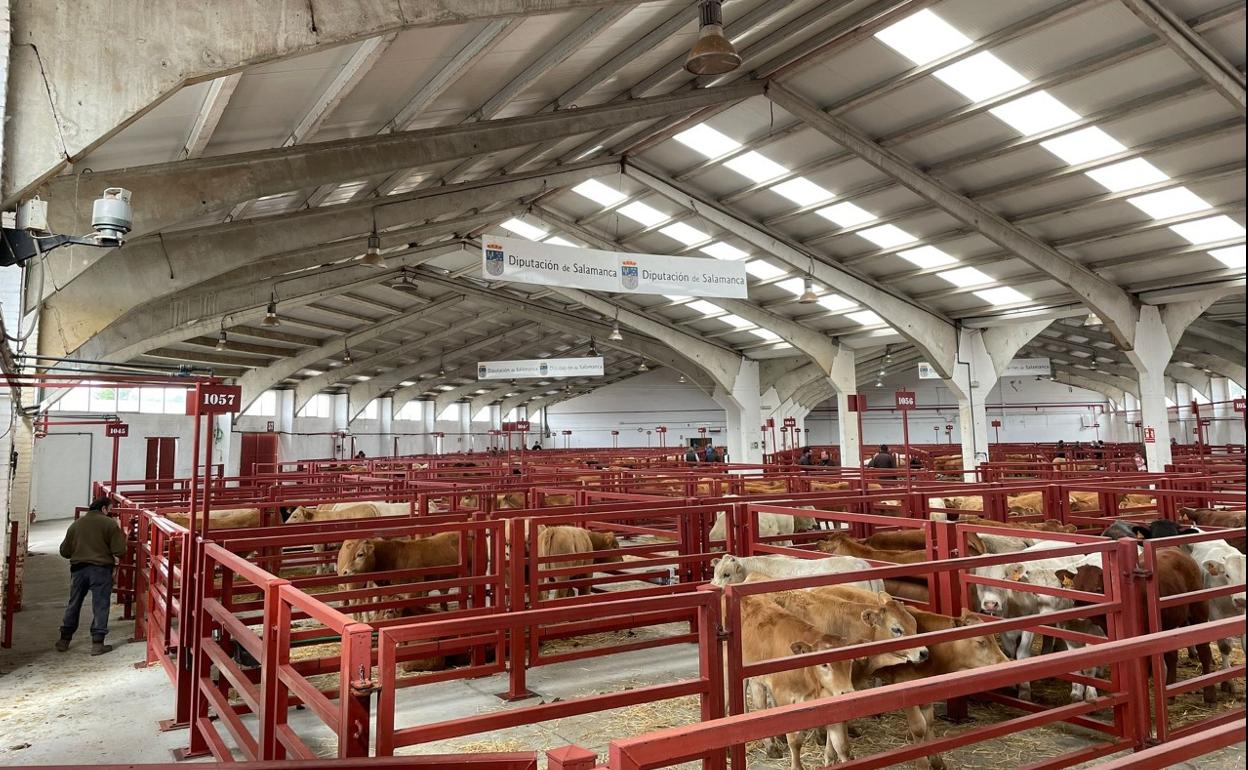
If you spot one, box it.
[477,357,604,380]
[1002,357,1051,377]
[919,357,1051,380]
[483,235,748,298]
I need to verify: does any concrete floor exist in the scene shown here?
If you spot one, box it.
[1,519,1243,768]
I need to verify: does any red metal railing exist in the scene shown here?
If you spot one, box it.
[2,519,18,648]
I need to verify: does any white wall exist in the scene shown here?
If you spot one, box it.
[546,368,725,449]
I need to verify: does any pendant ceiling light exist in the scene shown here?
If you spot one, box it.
[343,340,353,365]
[215,325,228,351]
[678,373,687,384]
[685,1,741,76]
[587,337,599,357]
[263,293,281,327]
[798,276,818,304]
[361,211,386,268]
[638,359,649,373]
[608,321,624,342]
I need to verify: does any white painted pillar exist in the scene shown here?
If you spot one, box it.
[1209,377,1231,445]
[215,413,239,476]
[458,401,472,453]
[712,360,763,463]
[489,404,502,431]
[420,400,436,454]
[1130,307,1175,469]
[378,396,393,456]
[947,329,995,477]
[830,354,860,466]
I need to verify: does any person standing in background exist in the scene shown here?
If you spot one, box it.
[56,497,126,655]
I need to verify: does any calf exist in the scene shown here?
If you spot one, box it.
[817,533,929,564]
[712,553,883,592]
[536,526,621,598]
[165,507,261,531]
[337,532,460,611]
[861,529,987,556]
[1064,548,1217,704]
[1180,508,1246,553]
[286,501,398,574]
[738,595,906,769]
[869,608,1010,770]
[709,510,801,545]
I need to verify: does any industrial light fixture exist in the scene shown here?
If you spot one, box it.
[262,292,281,327]
[1084,313,1102,327]
[215,323,228,351]
[343,339,353,365]
[361,211,386,268]
[685,1,741,76]
[608,320,624,342]
[638,359,649,372]
[588,337,599,357]
[798,276,818,304]
[678,373,687,383]
[875,379,883,388]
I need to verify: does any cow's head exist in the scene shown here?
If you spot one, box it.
[285,506,314,525]
[710,555,746,586]
[1204,555,1246,610]
[338,539,376,577]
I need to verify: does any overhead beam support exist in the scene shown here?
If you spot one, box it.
[180,74,242,159]
[3,0,650,201]
[1118,0,1246,114]
[34,80,764,239]
[624,161,959,377]
[764,81,1141,350]
[284,36,396,147]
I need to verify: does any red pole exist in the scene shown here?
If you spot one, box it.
[110,434,121,499]
[901,407,910,493]
[856,397,865,467]
[171,384,203,728]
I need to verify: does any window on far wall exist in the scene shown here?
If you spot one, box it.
[358,399,378,420]
[395,401,423,421]
[439,402,461,421]
[243,390,277,417]
[297,394,331,419]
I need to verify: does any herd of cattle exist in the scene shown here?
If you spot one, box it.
[157,491,1245,770]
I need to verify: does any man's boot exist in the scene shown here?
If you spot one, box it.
[90,640,113,656]
[55,637,71,652]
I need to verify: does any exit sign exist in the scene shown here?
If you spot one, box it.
[104,423,129,438]
[894,391,916,410]
[1144,426,1156,443]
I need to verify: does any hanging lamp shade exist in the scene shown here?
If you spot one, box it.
[361,232,386,268]
[262,298,281,327]
[798,277,818,304]
[685,1,741,76]
[215,329,228,351]
[608,322,624,342]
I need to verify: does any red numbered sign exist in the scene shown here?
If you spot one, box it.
[517,420,531,431]
[266,420,275,432]
[894,391,916,410]
[1143,426,1156,444]
[562,430,572,435]
[105,423,129,438]
[944,424,953,432]
[990,419,1002,428]
[1234,398,1246,413]
[610,430,619,436]
[698,427,707,434]
[765,417,775,428]
[189,384,243,414]
[783,416,797,428]
[656,426,667,433]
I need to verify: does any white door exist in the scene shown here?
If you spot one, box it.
[33,433,94,520]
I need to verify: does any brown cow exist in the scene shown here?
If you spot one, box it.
[739,594,907,769]
[165,507,261,530]
[764,585,927,664]
[939,514,1077,533]
[1181,508,1246,553]
[817,533,930,564]
[864,529,986,556]
[337,532,460,611]
[536,526,619,598]
[1063,548,1216,704]
[869,608,1010,770]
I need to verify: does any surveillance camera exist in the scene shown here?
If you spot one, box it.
[91,187,133,246]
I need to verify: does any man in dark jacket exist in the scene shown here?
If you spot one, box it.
[797,446,814,465]
[704,442,716,463]
[867,445,897,469]
[56,497,127,655]
[684,446,699,463]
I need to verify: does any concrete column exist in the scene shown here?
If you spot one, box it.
[215,413,238,477]
[378,396,394,456]
[489,404,502,431]
[946,330,995,477]
[420,400,436,454]
[1129,307,1175,469]
[1210,377,1231,445]
[458,402,471,453]
[829,353,861,467]
[712,360,763,463]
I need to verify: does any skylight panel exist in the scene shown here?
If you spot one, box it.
[1209,245,1245,268]
[719,314,753,328]
[847,310,885,326]
[775,277,809,296]
[938,266,993,287]
[771,177,834,207]
[818,202,876,228]
[1170,215,1246,245]
[543,235,578,247]
[664,294,691,302]
[751,329,783,341]
[874,9,970,65]
[898,245,957,269]
[500,218,547,240]
[617,201,668,227]
[1127,187,1211,219]
[858,224,917,249]
[701,242,749,261]
[817,294,856,312]
[933,52,1028,102]
[974,287,1030,305]
[660,222,711,245]
[674,123,741,158]
[1084,158,1169,193]
[724,151,788,183]
[989,91,1080,135]
[745,260,787,279]
[687,299,722,316]
[571,179,626,207]
[1040,127,1126,165]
